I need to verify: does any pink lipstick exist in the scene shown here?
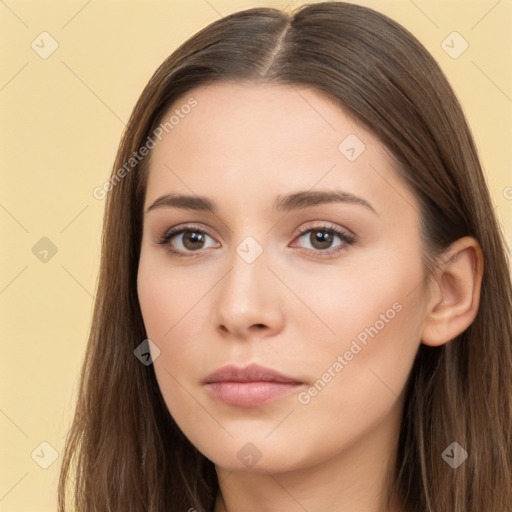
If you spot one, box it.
[203,363,304,407]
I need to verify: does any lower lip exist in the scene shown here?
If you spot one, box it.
[206,381,303,407]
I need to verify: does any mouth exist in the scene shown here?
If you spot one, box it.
[203,363,305,407]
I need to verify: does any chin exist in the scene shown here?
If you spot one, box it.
[188,432,315,474]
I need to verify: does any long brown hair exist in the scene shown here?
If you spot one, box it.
[58,2,512,511]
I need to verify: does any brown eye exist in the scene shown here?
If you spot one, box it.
[292,224,356,256]
[157,225,219,257]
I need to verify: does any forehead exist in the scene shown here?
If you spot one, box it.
[151,82,370,163]
[144,82,418,221]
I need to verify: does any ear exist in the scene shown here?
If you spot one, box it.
[421,236,484,347]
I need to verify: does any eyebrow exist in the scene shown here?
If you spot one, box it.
[145,190,377,215]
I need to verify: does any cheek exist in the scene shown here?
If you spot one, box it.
[294,254,426,418]
[137,249,210,389]
[137,255,212,443]
[137,249,203,341]
[290,247,424,353]
[279,269,425,471]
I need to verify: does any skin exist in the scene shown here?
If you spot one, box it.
[137,83,483,512]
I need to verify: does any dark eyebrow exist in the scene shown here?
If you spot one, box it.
[146,194,216,214]
[145,190,377,215]
[274,190,376,214]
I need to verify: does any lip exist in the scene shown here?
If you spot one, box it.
[203,363,304,407]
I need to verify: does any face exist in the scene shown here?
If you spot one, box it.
[137,82,430,473]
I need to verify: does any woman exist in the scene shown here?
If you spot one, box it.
[58,2,512,511]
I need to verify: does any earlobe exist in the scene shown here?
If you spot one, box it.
[421,236,484,347]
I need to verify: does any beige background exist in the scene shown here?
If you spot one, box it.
[0,0,510,510]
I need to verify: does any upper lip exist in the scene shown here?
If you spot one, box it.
[203,363,302,384]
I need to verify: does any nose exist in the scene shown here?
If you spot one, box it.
[213,244,286,339]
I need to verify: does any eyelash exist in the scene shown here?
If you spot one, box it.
[156,223,356,259]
